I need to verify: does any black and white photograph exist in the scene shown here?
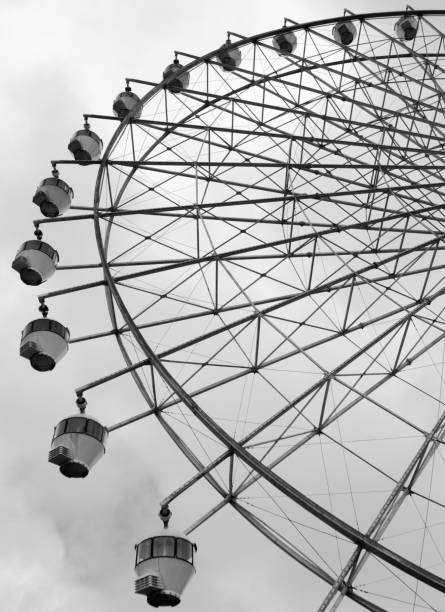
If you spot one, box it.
[3,1,445,610]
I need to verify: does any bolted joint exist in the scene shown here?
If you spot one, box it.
[76,395,87,413]
[39,301,49,318]
[159,504,172,528]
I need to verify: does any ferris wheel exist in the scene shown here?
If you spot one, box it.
[13,8,445,610]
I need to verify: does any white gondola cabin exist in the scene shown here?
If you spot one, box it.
[68,123,103,163]
[332,20,357,46]
[33,175,73,218]
[20,318,69,371]
[48,414,108,478]
[12,240,58,285]
[135,528,196,607]
[163,60,190,93]
[215,39,241,72]
[113,87,142,119]
[272,31,297,55]
[395,15,418,41]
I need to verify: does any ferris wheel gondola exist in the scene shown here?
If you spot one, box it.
[135,508,196,608]
[395,13,418,40]
[113,85,142,119]
[20,317,69,371]
[48,409,108,478]
[162,58,190,93]
[272,30,297,55]
[12,239,58,285]
[215,36,242,71]
[68,121,103,163]
[332,19,357,45]
[32,169,73,218]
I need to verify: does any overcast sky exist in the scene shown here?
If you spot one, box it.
[2,1,445,611]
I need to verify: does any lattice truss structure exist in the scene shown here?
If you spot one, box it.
[34,9,445,611]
